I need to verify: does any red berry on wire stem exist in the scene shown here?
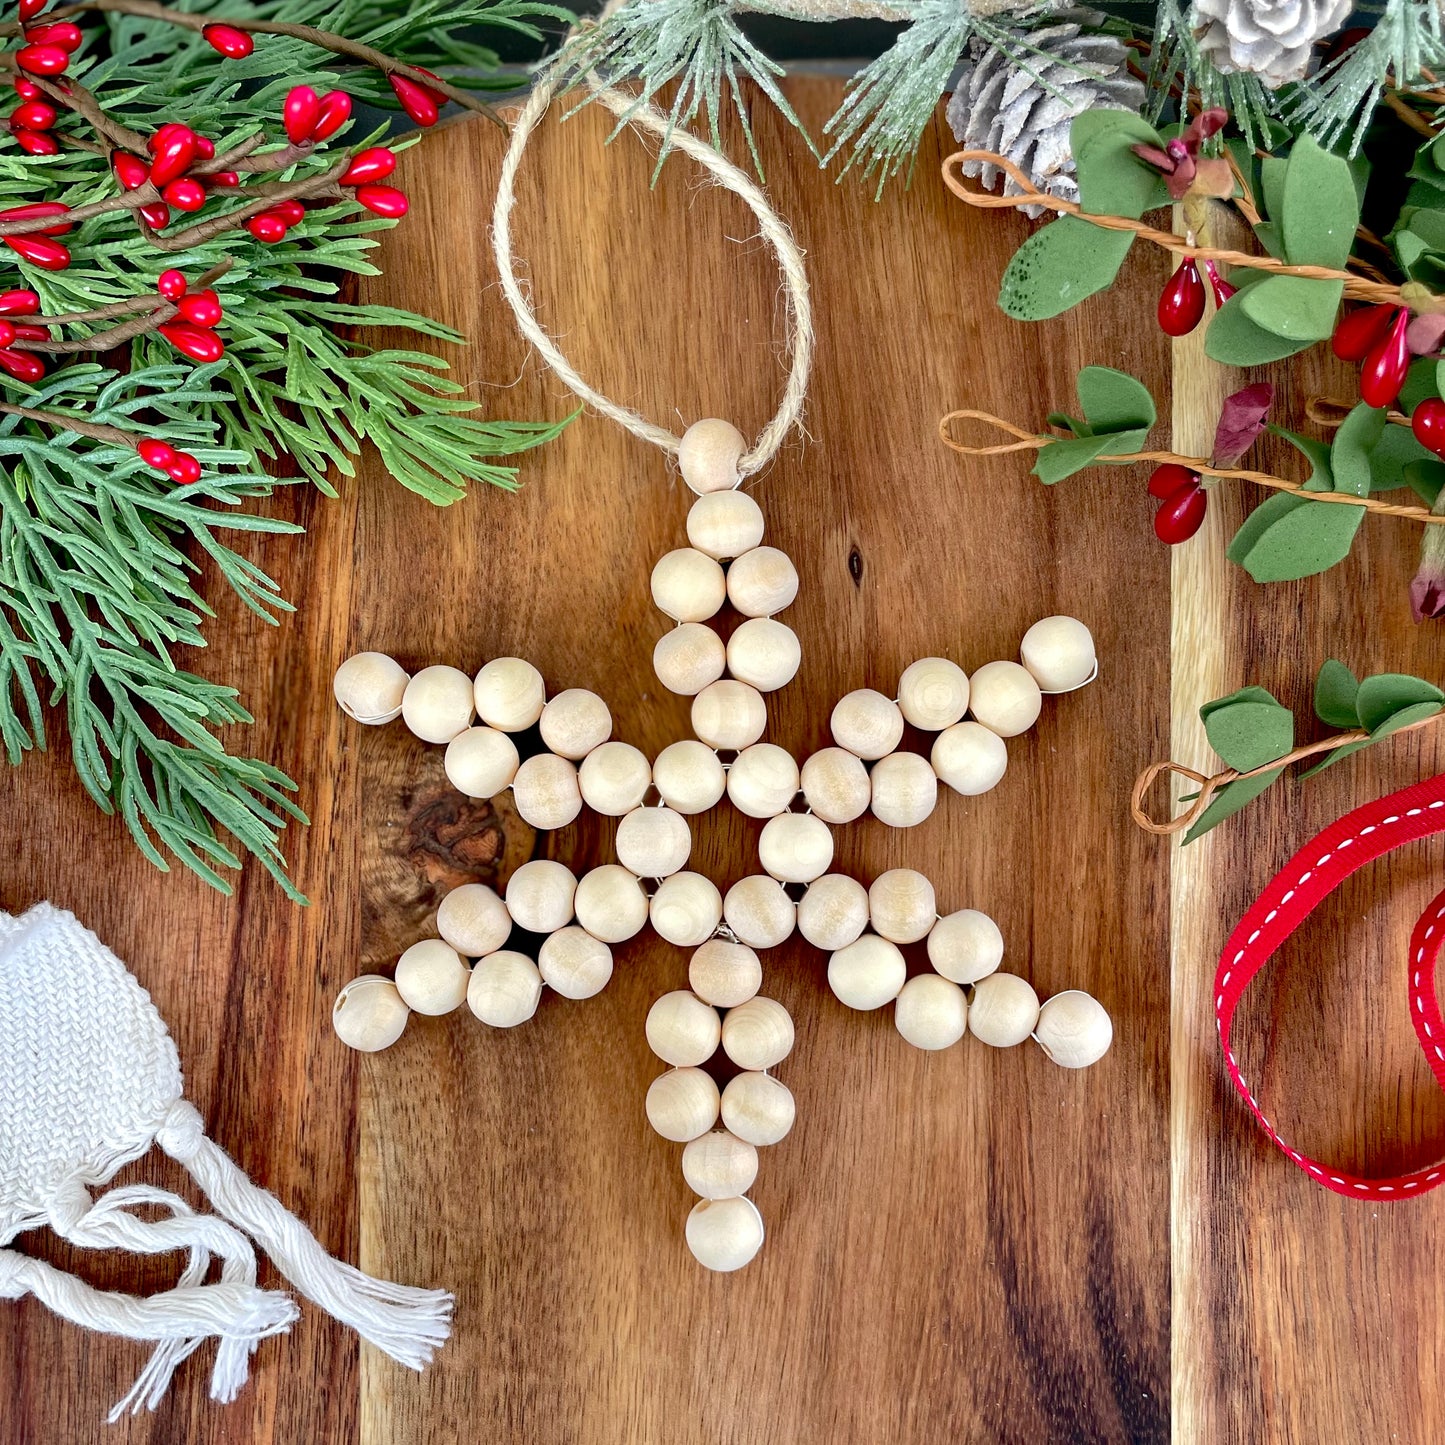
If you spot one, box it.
[176,289,222,327]
[11,100,55,130]
[162,177,206,212]
[0,289,40,315]
[3,232,69,269]
[12,128,58,155]
[11,323,46,340]
[311,90,352,142]
[340,146,396,185]
[139,202,170,230]
[157,269,187,300]
[355,183,407,218]
[159,321,224,362]
[206,170,239,187]
[0,202,71,235]
[1331,304,1396,363]
[16,42,69,75]
[202,23,254,59]
[1412,398,1445,459]
[1360,308,1411,410]
[24,21,81,52]
[388,74,438,127]
[13,78,41,100]
[166,451,201,484]
[245,211,287,243]
[19,0,48,21]
[283,85,320,144]
[0,320,17,348]
[113,151,148,190]
[272,198,305,226]
[149,127,197,187]
[0,348,45,382]
[1158,257,1206,338]
[1153,478,1208,544]
[411,68,449,105]
[1147,462,1200,500]
[137,437,175,470]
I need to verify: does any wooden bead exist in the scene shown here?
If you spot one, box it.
[1034,990,1113,1068]
[537,926,613,1000]
[678,417,746,494]
[931,721,1008,796]
[726,545,798,617]
[896,656,969,731]
[685,1195,764,1272]
[444,726,519,799]
[1021,615,1096,693]
[616,806,692,879]
[682,1129,759,1199]
[869,751,938,827]
[967,972,1040,1047]
[758,812,834,884]
[394,939,470,1016]
[653,624,727,696]
[472,656,545,732]
[511,753,582,830]
[651,547,726,622]
[726,618,801,692]
[720,995,794,1070]
[827,935,906,1010]
[797,874,868,951]
[436,883,511,957]
[688,938,762,1007]
[574,864,649,942]
[691,679,767,751]
[868,868,936,944]
[927,909,1003,984]
[968,661,1042,737]
[467,950,542,1028]
[579,740,651,816]
[830,689,904,760]
[645,1067,720,1142]
[332,975,409,1051]
[650,872,723,946]
[505,859,578,934]
[720,1072,795,1146]
[646,989,722,1066]
[652,739,726,813]
[539,688,612,760]
[726,742,799,818]
[799,747,870,824]
[722,874,796,948]
[893,974,967,1050]
[687,488,765,559]
[401,664,474,744]
[333,651,408,725]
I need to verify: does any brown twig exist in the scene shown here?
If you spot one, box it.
[0,399,137,446]
[138,163,350,253]
[1304,395,1411,429]
[1383,88,1439,139]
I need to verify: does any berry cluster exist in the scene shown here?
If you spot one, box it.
[1148,462,1207,544]
[1331,304,1411,410]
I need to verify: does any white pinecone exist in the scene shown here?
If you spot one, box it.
[946,10,1145,218]
[1188,0,1351,87]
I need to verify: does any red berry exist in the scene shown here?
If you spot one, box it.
[13,78,41,100]
[1158,257,1206,338]
[19,0,47,20]
[16,42,69,75]
[1202,259,1235,308]
[1331,304,1396,363]
[137,437,176,469]
[0,202,71,235]
[0,289,40,315]
[176,288,221,327]
[271,198,305,225]
[340,146,395,185]
[166,451,201,484]
[11,128,57,155]
[1360,309,1411,410]
[1148,462,1199,500]
[24,21,80,52]
[388,74,438,127]
[149,127,197,187]
[283,84,320,144]
[206,170,239,187]
[3,232,68,268]
[311,89,351,142]
[0,320,16,348]
[245,211,287,243]
[10,323,46,340]
[159,321,224,362]
[157,268,187,300]
[139,202,170,230]
[411,68,449,105]
[113,151,148,190]
[0,347,44,382]
[355,183,407,218]
[202,23,254,59]
[11,100,55,130]
[1412,398,1445,459]
[162,177,206,212]
[1154,480,1208,544]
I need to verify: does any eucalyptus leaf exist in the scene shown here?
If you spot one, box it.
[1071,113,1170,218]
[1201,686,1287,722]
[1226,492,1364,582]
[1206,292,1314,366]
[1281,135,1360,269]
[1239,275,1343,341]
[1268,425,1333,491]
[1355,673,1445,732]
[1405,458,1445,507]
[1371,699,1444,739]
[1329,403,1387,497]
[1314,659,1360,728]
[1183,767,1285,842]
[1075,366,1156,432]
[1204,699,1295,771]
[1299,740,1370,778]
[998,218,1135,322]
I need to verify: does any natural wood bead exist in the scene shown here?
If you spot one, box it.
[688,938,762,1007]
[726,545,798,617]
[651,547,726,622]
[726,742,799,819]
[1034,990,1113,1068]
[579,740,651,816]
[574,865,650,943]
[394,939,470,1016]
[720,1072,795,1146]
[968,660,1042,737]
[645,989,722,1066]
[722,874,796,949]
[799,747,870,824]
[333,651,409,725]
[537,926,613,1000]
[1021,615,1096,693]
[472,656,545,732]
[682,1129,759,1199]
[927,909,1003,984]
[931,721,1008,796]
[653,623,727,696]
[897,657,969,731]
[827,935,907,1010]
[332,975,409,1051]
[539,688,612,760]
[893,974,968,1051]
[616,805,692,879]
[652,739,726,813]
[758,812,834,884]
[691,679,767,751]
[720,995,794,1070]
[687,488,765,559]
[436,883,511,957]
[650,872,723,946]
[726,618,801,692]
[505,859,578,934]
[797,874,869,951]
[444,726,519,799]
[645,1067,720,1142]
[467,950,543,1028]
[967,972,1040,1047]
[830,689,904,760]
[678,417,746,494]
[511,753,582,831]
[685,1195,764,1272]
[401,664,474,744]
[869,751,938,827]
[868,868,937,944]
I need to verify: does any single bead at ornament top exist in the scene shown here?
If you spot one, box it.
[401,665,474,744]
[757,812,834,884]
[686,1196,764,1273]
[727,617,801,693]
[831,689,905,760]
[967,661,1042,738]
[682,1129,759,1200]
[827,935,907,1011]
[436,883,511,958]
[678,418,747,494]
[468,950,543,1029]
[869,751,938,828]
[654,623,727,696]
[646,989,722,1067]
[868,868,937,945]
[894,974,968,1051]
[578,740,651,816]
[967,973,1040,1048]
[928,909,1004,985]
[800,747,871,824]
[723,875,796,949]
[727,546,799,618]
[646,1067,720,1143]
[444,726,519,800]
[720,1072,795,1147]
[511,753,583,831]
[653,739,727,813]
[473,657,546,732]
[1034,990,1113,1068]
[537,926,613,1001]
[394,939,470,1016]
[616,805,692,879]
[721,995,794,1071]
[1020,616,1095,693]
[333,650,409,725]
[651,547,727,623]
[897,657,970,731]
[687,488,765,559]
[691,679,767,751]
[797,874,869,951]
[650,872,723,947]
[333,975,409,1052]
[931,721,1008,796]
[726,742,799,819]
[539,688,612,760]
[574,864,649,942]
[689,938,762,1008]
[505,859,578,934]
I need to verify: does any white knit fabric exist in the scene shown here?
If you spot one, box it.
[0,903,452,1421]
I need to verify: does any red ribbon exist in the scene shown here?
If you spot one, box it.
[1217,771,1445,1198]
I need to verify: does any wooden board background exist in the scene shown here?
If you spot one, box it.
[0,79,1440,1442]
